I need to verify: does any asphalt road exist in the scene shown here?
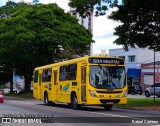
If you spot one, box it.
[0,96,160,126]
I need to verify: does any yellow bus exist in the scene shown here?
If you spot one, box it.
[33,56,127,110]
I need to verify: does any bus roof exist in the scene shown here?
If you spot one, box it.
[34,55,122,70]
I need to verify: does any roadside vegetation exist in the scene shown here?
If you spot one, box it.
[4,91,33,98]
[115,98,160,111]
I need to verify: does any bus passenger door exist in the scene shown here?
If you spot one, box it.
[81,66,86,104]
[39,74,42,99]
[53,70,58,101]
[33,71,39,99]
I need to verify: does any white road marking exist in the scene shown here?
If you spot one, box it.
[25,103,32,105]
[89,111,127,117]
[10,101,33,105]
[10,101,18,103]
[88,111,160,124]
[54,123,70,126]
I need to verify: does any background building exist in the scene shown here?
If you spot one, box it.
[109,47,160,87]
[94,49,107,56]
[141,61,160,89]
[69,8,93,56]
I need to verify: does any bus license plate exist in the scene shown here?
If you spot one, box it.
[106,102,113,105]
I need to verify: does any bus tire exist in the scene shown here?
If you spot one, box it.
[71,93,80,110]
[103,105,112,110]
[44,92,54,106]
[68,103,72,108]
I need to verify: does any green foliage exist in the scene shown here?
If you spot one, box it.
[115,98,160,109]
[68,0,118,17]
[4,91,33,98]
[0,2,93,91]
[109,0,160,51]
[0,1,30,18]
[0,72,10,84]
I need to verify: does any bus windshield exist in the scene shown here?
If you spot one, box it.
[90,66,126,89]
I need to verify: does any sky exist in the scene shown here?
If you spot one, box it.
[0,0,122,54]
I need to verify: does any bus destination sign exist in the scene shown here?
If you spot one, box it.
[88,58,124,65]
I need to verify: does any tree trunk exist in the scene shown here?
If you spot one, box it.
[24,71,32,92]
[9,72,13,93]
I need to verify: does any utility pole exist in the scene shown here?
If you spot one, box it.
[154,48,156,102]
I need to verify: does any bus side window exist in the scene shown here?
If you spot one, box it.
[42,69,46,82]
[42,68,52,82]
[81,67,86,84]
[60,66,67,81]
[47,68,52,82]
[68,64,77,80]
[34,71,39,83]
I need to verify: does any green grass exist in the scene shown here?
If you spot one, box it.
[115,98,160,109]
[4,92,33,98]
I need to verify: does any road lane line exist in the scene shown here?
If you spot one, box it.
[10,101,33,105]
[89,111,127,117]
[25,103,32,105]
[10,101,18,103]
[54,123,70,126]
[88,111,160,124]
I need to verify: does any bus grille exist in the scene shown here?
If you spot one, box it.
[96,91,123,93]
[100,99,120,104]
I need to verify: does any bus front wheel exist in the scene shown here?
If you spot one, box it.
[71,93,80,110]
[103,105,113,110]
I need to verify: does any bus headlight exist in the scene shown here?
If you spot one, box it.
[89,90,97,98]
[122,90,127,98]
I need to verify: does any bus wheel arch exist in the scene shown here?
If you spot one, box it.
[71,92,80,110]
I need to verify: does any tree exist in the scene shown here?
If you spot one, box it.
[0,1,30,93]
[0,1,30,18]
[68,0,118,17]
[0,65,10,85]
[108,0,160,51]
[0,2,93,91]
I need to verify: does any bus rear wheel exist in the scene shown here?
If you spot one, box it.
[71,93,80,110]
[44,92,54,106]
[103,105,113,110]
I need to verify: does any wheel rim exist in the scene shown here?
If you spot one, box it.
[45,94,48,104]
[71,94,79,109]
[73,97,77,108]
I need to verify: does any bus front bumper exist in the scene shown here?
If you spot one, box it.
[85,96,127,105]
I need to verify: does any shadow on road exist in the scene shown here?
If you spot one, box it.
[37,103,119,112]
